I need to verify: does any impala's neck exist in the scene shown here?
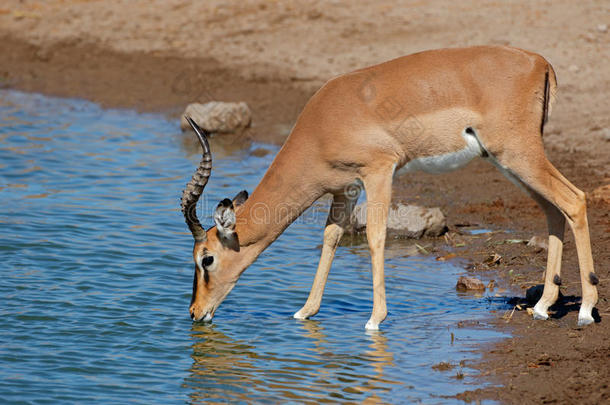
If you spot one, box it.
[235,136,323,258]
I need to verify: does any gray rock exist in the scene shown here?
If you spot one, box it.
[456,276,486,291]
[348,202,447,238]
[180,101,252,134]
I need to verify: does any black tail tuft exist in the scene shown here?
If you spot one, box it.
[540,69,550,136]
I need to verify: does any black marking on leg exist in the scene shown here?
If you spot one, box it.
[553,274,562,286]
[465,127,489,157]
[589,272,599,285]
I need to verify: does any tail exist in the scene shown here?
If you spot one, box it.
[541,63,558,135]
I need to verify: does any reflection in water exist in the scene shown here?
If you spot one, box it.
[358,332,397,403]
[186,322,403,404]
[0,90,510,404]
[186,325,261,403]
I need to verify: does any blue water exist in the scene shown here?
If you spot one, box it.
[0,90,509,404]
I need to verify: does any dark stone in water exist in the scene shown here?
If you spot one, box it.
[456,276,486,291]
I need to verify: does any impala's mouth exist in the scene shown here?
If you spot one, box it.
[191,309,214,323]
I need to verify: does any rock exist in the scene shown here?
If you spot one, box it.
[597,24,608,33]
[348,202,447,238]
[527,235,548,251]
[180,101,252,134]
[456,276,486,291]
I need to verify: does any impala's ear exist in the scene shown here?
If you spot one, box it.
[214,199,236,237]
[232,190,248,208]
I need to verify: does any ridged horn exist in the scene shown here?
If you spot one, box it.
[181,115,212,242]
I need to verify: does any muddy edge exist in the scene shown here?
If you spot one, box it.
[1,1,608,403]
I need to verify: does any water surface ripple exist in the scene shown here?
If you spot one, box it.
[0,91,508,404]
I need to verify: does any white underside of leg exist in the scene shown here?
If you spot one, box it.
[532,302,549,320]
[578,304,595,326]
[396,128,483,175]
[293,309,308,320]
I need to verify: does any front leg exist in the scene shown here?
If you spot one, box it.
[294,190,359,319]
[362,166,394,330]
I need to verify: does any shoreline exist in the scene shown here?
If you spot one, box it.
[1,1,608,402]
[0,34,314,145]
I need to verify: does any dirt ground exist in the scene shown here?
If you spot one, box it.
[1,0,608,403]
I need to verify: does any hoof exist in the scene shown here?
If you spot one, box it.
[577,312,594,327]
[532,308,549,321]
[578,303,595,327]
[293,308,310,320]
[365,319,380,330]
[577,316,594,327]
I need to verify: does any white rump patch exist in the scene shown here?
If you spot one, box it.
[396,128,485,175]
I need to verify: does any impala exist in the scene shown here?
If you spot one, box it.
[181,46,598,329]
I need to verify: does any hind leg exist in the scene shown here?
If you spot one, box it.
[490,150,597,326]
[508,179,566,320]
[532,199,566,320]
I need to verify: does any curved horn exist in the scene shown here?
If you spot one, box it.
[181,115,212,242]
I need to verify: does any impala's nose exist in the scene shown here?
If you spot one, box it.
[189,307,212,322]
[189,307,200,321]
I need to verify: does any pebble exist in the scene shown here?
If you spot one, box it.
[456,276,486,291]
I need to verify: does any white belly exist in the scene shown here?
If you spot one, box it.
[396,128,483,175]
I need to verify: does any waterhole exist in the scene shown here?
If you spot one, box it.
[0,90,508,404]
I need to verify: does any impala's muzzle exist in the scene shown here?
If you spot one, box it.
[190,307,214,322]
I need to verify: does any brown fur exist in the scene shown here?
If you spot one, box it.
[186,46,596,328]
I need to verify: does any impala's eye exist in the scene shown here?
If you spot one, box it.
[202,256,214,268]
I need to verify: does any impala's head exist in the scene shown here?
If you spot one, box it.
[181,116,250,322]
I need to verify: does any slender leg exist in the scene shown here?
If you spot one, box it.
[294,188,360,319]
[493,154,597,325]
[510,179,566,319]
[362,168,393,330]
[533,201,566,320]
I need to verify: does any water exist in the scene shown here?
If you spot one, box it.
[0,90,509,404]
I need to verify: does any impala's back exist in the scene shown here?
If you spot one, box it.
[288,45,555,180]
